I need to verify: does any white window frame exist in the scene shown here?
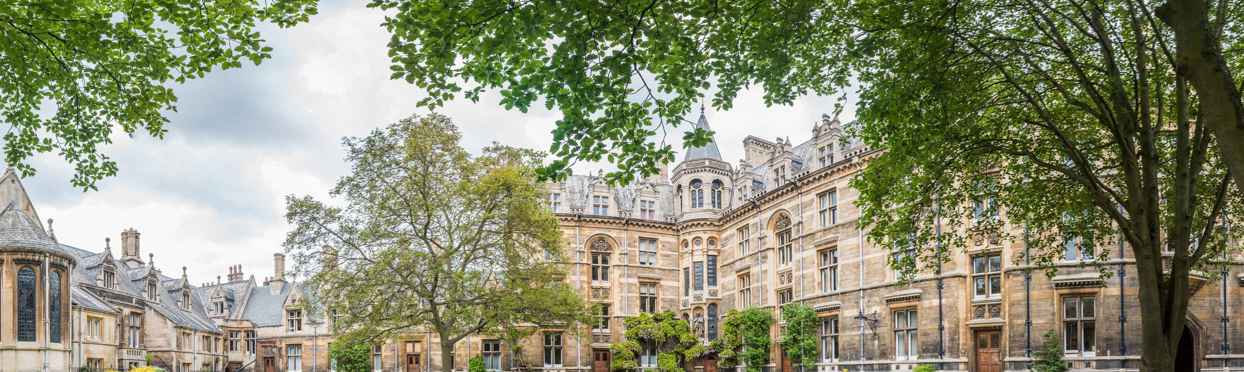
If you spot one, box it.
[972,254,1002,300]
[776,216,793,265]
[819,249,838,293]
[737,274,752,308]
[1063,296,1097,355]
[818,190,837,227]
[639,238,658,266]
[482,340,502,371]
[640,282,657,313]
[820,316,839,362]
[286,344,302,372]
[893,309,918,360]
[543,332,563,367]
[737,225,750,257]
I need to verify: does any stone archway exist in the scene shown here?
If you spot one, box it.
[1175,324,1198,372]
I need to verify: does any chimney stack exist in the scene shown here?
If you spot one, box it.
[273,253,286,282]
[121,228,141,260]
[227,265,244,282]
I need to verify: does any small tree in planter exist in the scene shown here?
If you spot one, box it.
[610,311,705,372]
[1033,331,1068,372]
[778,304,819,372]
[713,308,774,372]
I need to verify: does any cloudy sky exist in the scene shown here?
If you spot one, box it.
[22,0,855,284]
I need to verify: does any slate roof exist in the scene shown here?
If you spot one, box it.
[72,286,115,312]
[241,282,293,327]
[0,170,77,261]
[683,110,722,162]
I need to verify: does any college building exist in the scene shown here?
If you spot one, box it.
[0,111,1241,372]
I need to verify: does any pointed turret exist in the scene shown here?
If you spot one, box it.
[683,105,722,162]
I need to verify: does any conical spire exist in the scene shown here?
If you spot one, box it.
[683,105,722,161]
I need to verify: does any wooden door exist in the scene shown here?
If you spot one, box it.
[407,353,422,372]
[974,330,1002,372]
[780,353,793,372]
[592,349,611,372]
[262,357,276,372]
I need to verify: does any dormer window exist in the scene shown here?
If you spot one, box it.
[287,309,303,331]
[102,268,116,289]
[181,290,191,311]
[214,300,226,314]
[146,279,159,302]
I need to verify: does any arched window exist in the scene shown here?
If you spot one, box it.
[591,238,611,282]
[147,279,159,302]
[707,304,719,340]
[182,290,192,311]
[711,180,723,208]
[690,179,704,208]
[675,185,683,210]
[17,266,36,341]
[50,270,62,343]
[776,215,793,264]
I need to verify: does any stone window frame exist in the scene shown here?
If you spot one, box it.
[638,237,658,267]
[482,340,502,371]
[736,225,750,257]
[737,273,752,308]
[820,315,839,362]
[543,331,564,367]
[893,308,918,361]
[775,214,793,265]
[1062,295,1097,355]
[819,248,838,293]
[639,282,658,313]
[972,253,1003,300]
[818,189,838,227]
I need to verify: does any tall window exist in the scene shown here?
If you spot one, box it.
[711,180,723,208]
[639,238,658,266]
[690,179,704,208]
[973,194,999,224]
[146,278,159,302]
[818,144,834,166]
[683,268,690,297]
[17,266,36,342]
[181,290,191,311]
[229,331,241,351]
[737,225,750,257]
[707,255,718,287]
[483,340,502,371]
[640,199,656,219]
[972,254,1002,299]
[1063,297,1096,354]
[693,261,704,290]
[373,344,384,371]
[707,304,719,340]
[776,215,793,264]
[818,190,837,227]
[50,270,62,343]
[594,304,610,331]
[591,251,610,282]
[87,316,103,340]
[549,193,562,212]
[543,332,563,367]
[640,283,657,313]
[819,249,838,292]
[1063,236,1093,261]
[287,309,303,331]
[246,330,257,353]
[103,268,116,289]
[737,274,752,307]
[777,289,793,305]
[820,317,839,362]
[592,195,610,215]
[641,342,658,368]
[128,313,142,348]
[894,309,918,360]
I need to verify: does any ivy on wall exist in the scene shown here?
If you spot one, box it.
[611,311,705,372]
[713,308,774,372]
[778,304,819,370]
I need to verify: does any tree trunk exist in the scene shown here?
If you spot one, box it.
[1159,0,1244,195]
[442,338,457,372]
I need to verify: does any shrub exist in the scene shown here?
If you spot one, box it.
[331,341,374,372]
[470,356,486,372]
[1033,331,1068,372]
[913,364,937,372]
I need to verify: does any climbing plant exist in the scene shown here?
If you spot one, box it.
[778,304,818,371]
[611,311,705,372]
[713,308,774,372]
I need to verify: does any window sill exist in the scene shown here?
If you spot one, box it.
[971,297,1002,305]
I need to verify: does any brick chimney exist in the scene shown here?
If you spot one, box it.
[273,253,286,283]
[121,228,141,261]
[227,265,244,282]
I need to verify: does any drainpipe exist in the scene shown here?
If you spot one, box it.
[1118,231,1127,358]
[1023,226,1032,360]
[1222,220,1231,359]
[43,254,50,372]
[857,227,865,362]
[934,198,944,362]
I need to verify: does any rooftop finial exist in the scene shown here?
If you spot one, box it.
[46,218,56,242]
[182,266,188,279]
[700,102,705,116]
[105,237,111,253]
[149,253,154,266]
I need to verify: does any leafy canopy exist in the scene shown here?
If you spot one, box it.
[283,114,588,368]
[0,0,317,189]
[610,311,704,372]
[713,308,773,372]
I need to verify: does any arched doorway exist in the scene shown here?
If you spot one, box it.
[1175,324,1198,371]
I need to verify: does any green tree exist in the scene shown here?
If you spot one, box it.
[283,113,590,372]
[610,311,704,372]
[329,340,373,372]
[0,0,317,189]
[777,304,818,372]
[1033,331,1069,372]
[713,308,773,372]
[374,1,1243,370]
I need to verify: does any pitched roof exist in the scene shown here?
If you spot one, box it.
[0,169,76,261]
[683,109,722,162]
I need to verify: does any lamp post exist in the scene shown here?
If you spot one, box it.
[309,319,324,372]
